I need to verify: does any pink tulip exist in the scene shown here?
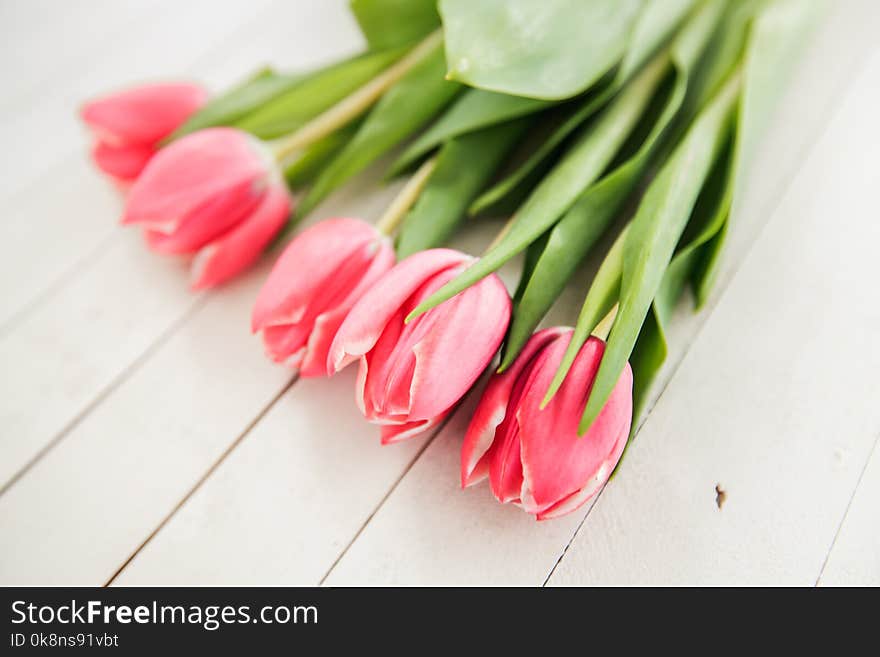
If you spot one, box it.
[81,82,207,182]
[461,328,633,520]
[329,249,511,444]
[123,127,290,289]
[251,218,395,377]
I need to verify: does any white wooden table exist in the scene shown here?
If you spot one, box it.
[1,0,878,586]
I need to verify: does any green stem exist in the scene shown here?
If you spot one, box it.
[270,29,443,164]
[375,155,439,236]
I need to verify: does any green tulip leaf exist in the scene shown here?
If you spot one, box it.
[500,0,728,367]
[624,135,732,429]
[407,47,670,323]
[350,0,440,50]
[691,0,825,306]
[519,0,727,378]
[388,89,552,176]
[512,230,552,307]
[623,0,824,428]
[617,0,702,81]
[612,0,763,430]
[298,41,462,219]
[472,0,701,214]
[283,122,360,190]
[395,119,528,258]
[626,308,667,435]
[234,48,406,139]
[576,68,741,435]
[469,88,611,216]
[171,68,306,139]
[439,0,645,100]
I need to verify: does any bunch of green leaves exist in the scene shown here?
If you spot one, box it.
[389,0,699,189]
[297,36,463,218]
[171,49,404,143]
[502,0,728,368]
[556,0,824,435]
[169,0,820,426]
[399,0,821,438]
[404,13,698,321]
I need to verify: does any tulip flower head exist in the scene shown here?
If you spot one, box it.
[81,82,207,182]
[329,249,511,444]
[251,218,395,377]
[121,127,290,289]
[461,328,633,520]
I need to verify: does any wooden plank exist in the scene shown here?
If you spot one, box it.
[1,169,126,330]
[113,369,430,586]
[319,6,880,586]
[0,232,197,490]
[818,437,880,586]
[0,265,287,585]
[547,52,880,586]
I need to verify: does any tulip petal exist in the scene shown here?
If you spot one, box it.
[91,141,155,181]
[143,177,265,254]
[533,419,629,521]
[461,327,567,487]
[407,272,511,421]
[297,241,395,377]
[355,262,510,425]
[123,128,269,236]
[190,183,291,289]
[360,310,406,420]
[262,323,313,366]
[266,244,393,375]
[487,411,525,504]
[329,248,471,372]
[379,414,443,445]
[519,337,633,513]
[360,269,453,419]
[251,218,386,332]
[81,83,207,145]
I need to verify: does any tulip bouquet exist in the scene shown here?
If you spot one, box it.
[80,0,820,519]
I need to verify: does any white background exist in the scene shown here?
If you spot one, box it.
[0,0,877,585]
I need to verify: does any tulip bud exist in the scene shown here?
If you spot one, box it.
[122,127,290,289]
[461,328,633,520]
[329,249,511,444]
[80,82,208,182]
[251,218,395,377]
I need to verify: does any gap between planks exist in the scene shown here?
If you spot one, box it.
[316,413,457,585]
[104,375,300,586]
[0,229,119,338]
[814,429,880,586]
[0,295,208,498]
[105,380,456,586]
